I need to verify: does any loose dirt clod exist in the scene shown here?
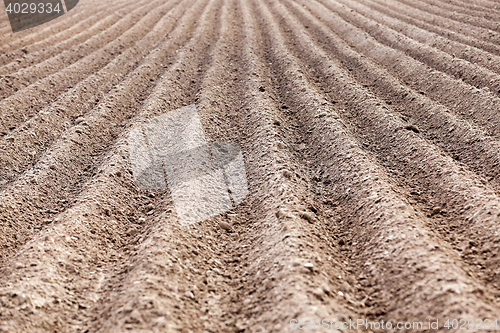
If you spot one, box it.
[300,211,316,223]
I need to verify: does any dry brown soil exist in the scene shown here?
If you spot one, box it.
[1,0,500,331]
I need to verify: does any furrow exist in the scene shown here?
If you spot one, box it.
[420,0,500,17]
[281,0,500,194]
[0,0,223,331]
[0,0,116,51]
[0,0,130,68]
[396,0,500,33]
[0,0,139,75]
[453,0,500,10]
[197,0,366,329]
[0,0,173,102]
[87,0,355,327]
[365,0,500,57]
[87,1,229,330]
[0,0,207,266]
[260,0,500,321]
[274,0,500,304]
[0,0,189,187]
[309,0,500,145]
[1,0,500,330]
[439,0,500,12]
[370,0,500,47]
[343,0,500,84]
[453,0,500,12]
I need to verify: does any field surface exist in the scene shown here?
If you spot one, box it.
[1,0,500,331]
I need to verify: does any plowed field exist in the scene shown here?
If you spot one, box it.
[1,0,500,331]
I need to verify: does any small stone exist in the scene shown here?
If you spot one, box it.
[338,291,344,296]
[219,221,232,232]
[431,207,441,216]
[300,211,316,223]
[243,298,251,305]
[304,263,314,271]
[321,284,331,295]
[184,291,194,299]
[17,295,27,305]
[127,227,138,237]
[312,288,324,300]
[138,217,146,224]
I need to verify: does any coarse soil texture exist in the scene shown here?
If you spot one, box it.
[1,0,500,331]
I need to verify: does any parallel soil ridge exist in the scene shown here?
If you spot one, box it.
[1,0,500,331]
